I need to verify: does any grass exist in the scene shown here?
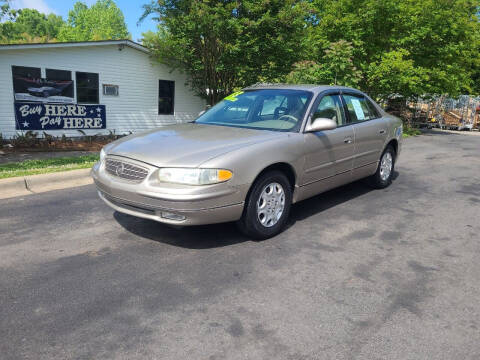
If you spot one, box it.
[402,127,422,138]
[0,154,99,179]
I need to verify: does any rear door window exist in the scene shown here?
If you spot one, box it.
[342,94,378,122]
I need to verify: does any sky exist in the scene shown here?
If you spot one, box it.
[9,0,157,43]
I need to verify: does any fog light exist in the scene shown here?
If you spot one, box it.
[160,211,186,221]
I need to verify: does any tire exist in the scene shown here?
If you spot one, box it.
[369,145,396,189]
[237,171,292,240]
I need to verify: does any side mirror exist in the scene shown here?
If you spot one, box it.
[305,117,337,132]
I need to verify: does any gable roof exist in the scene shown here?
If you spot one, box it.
[0,39,149,53]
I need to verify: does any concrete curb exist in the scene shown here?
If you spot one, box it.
[0,177,31,199]
[0,168,93,200]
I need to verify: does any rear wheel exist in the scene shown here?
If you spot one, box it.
[369,145,395,189]
[237,171,292,240]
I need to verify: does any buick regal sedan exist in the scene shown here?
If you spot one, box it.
[92,84,402,239]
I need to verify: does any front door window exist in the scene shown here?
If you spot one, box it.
[312,95,346,126]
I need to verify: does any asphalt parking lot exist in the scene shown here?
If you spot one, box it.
[1,131,479,360]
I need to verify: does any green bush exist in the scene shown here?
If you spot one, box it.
[402,127,422,138]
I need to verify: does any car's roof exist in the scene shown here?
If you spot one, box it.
[243,83,361,94]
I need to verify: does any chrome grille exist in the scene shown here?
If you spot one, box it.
[105,158,149,182]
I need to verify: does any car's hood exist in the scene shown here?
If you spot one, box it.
[106,123,286,168]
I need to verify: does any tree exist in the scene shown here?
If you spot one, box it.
[57,0,130,41]
[307,0,480,99]
[366,49,429,102]
[0,6,64,43]
[287,40,361,87]
[1,1,12,21]
[141,0,311,105]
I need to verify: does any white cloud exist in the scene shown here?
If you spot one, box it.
[11,0,58,15]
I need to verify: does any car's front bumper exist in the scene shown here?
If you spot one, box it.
[91,157,247,226]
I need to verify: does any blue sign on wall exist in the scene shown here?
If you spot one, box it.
[15,102,106,130]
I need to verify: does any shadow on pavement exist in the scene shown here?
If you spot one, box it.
[290,180,373,223]
[287,171,397,225]
[114,171,399,249]
[114,211,249,249]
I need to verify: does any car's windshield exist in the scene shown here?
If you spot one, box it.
[195,89,313,132]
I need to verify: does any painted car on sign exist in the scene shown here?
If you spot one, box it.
[27,86,62,98]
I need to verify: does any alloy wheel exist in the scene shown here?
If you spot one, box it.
[380,152,393,181]
[256,182,286,228]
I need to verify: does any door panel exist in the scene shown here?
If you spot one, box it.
[352,118,387,168]
[300,94,354,195]
[341,94,387,169]
[302,126,355,185]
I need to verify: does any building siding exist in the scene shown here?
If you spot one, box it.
[0,44,205,138]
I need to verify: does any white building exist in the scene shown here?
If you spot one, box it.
[0,40,205,138]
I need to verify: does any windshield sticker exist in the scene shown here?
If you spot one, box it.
[224,91,244,102]
[351,99,365,120]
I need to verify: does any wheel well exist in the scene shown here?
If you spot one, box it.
[386,139,398,155]
[245,163,296,204]
[255,163,296,190]
[242,162,296,208]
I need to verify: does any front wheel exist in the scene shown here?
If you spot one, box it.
[369,145,396,189]
[237,171,292,240]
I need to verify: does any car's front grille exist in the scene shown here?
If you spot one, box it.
[105,158,149,182]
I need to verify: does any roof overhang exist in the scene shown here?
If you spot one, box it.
[0,39,149,54]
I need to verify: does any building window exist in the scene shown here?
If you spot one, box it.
[46,69,71,81]
[103,84,119,96]
[76,72,99,104]
[46,69,73,98]
[12,66,41,93]
[158,80,174,115]
[12,65,41,79]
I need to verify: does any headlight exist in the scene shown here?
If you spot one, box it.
[158,168,233,185]
[100,148,106,163]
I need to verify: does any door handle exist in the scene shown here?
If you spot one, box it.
[379,129,386,134]
[344,137,353,144]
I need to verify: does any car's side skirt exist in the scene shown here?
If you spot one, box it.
[294,170,352,203]
[293,160,378,204]
[351,161,378,181]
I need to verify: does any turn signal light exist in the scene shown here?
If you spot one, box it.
[217,169,233,182]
